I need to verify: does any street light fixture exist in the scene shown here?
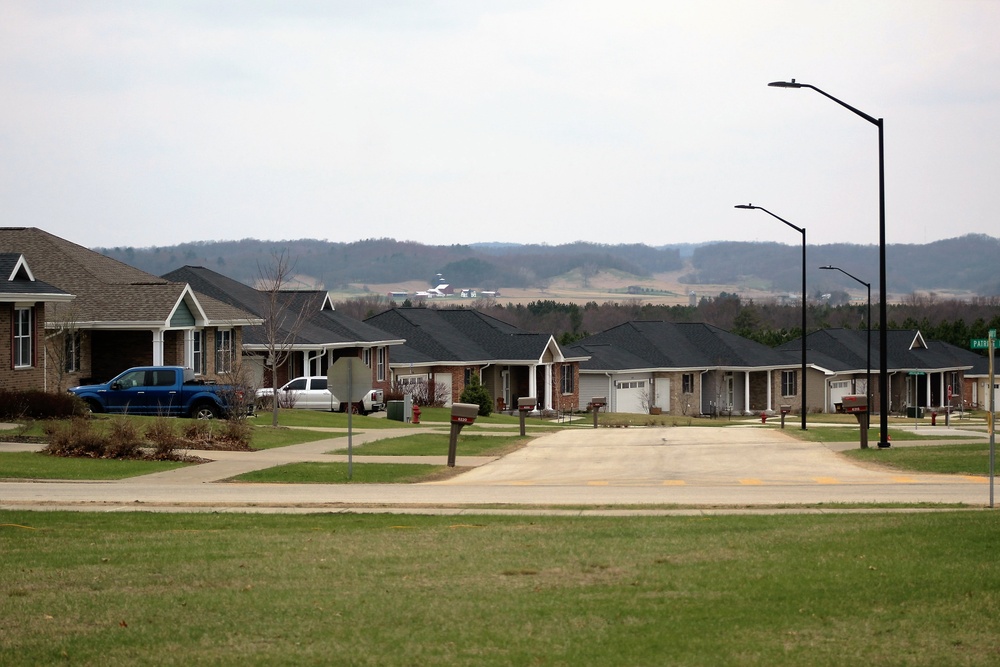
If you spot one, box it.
[768,78,888,447]
[821,265,871,447]
[735,203,807,430]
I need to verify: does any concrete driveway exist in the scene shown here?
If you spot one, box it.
[0,424,992,512]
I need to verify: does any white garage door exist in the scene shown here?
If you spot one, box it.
[615,379,647,414]
[829,380,851,411]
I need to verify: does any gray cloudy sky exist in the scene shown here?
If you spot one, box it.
[2,1,998,250]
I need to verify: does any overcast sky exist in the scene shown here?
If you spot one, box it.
[2,1,998,251]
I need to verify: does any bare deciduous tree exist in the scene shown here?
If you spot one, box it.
[257,251,321,427]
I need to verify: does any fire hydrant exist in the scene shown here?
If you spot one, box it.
[931,411,937,426]
[760,413,768,424]
[412,404,421,424]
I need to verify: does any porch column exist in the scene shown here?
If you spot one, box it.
[544,364,553,410]
[184,329,194,369]
[152,330,164,366]
[528,364,538,408]
[744,372,750,414]
[925,373,932,408]
[766,370,772,411]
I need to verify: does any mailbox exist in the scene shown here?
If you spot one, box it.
[450,402,479,425]
[590,397,607,429]
[517,397,536,412]
[780,405,792,415]
[841,394,867,413]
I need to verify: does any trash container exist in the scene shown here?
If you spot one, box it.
[906,406,924,419]
[387,400,404,422]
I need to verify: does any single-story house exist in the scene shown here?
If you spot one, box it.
[164,266,404,394]
[0,228,259,390]
[780,328,984,415]
[364,307,587,411]
[565,321,803,416]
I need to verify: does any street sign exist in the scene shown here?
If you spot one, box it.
[908,370,926,376]
[991,329,997,339]
[327,357,372,402]
[972,339,990,350]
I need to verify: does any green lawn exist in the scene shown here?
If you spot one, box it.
[328,433,529,456]
[2,510,999,666]
[229,462,449,484]
[0,451,188,480]
[843,442,998,476]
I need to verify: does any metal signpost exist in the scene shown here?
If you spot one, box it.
[971,331,995,507]
[328,357,372,480]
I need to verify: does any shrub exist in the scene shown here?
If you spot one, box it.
[219,419,253,449]
[459,375,493,417]
[145,418,180,458]
[43,418,105,458]
[0,389,87,420]
[106,418,144,459]
[183,420,214,445]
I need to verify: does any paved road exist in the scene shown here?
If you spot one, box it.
[1,423,994,513]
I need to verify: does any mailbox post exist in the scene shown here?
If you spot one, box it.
[591,397,606,429]
[779,405,792,429]
[517,397,535,436]
[447,402,479,467]
[841,394,869,449]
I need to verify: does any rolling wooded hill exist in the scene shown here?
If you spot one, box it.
[96,234,1000,297]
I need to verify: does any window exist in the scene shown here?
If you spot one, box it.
[615,380,646,389]
[561,365,574,394]
[14,307,33,368]
[377,347,385,381]
[215,329,234,373]
[464,368,473,386]
[682,373,694,394]
[781,370,797,397]
[362,348,372,367]
[64,330,81,373]
[192,330,205,375]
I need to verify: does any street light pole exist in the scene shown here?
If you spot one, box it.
[735,204,807,430]
[821,265,871,446]
[768,79,889,447]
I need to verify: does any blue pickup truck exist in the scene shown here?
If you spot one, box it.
[69,366,252,419]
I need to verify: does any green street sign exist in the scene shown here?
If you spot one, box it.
[908,370,926,376]
[991,329,997,339]
[971,339,990,349]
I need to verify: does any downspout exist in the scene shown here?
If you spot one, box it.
[605,372,613,413]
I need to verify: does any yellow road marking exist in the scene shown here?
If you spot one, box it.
[963,476,989,484]
[661,480,686,486]
[813,477,839,485]
[892,476,916,483]
[587,481,609,486]
[739,479,763,485]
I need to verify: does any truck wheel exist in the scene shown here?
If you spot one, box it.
[192,403,219,420]
[85,398,103,414]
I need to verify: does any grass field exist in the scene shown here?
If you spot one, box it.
[2,510,999,666]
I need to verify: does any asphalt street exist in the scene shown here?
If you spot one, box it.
[1,422,994,514]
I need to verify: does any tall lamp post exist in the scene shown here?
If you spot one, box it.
[821,265,871,445]
[769,78,889,448]
[735,204,807,430]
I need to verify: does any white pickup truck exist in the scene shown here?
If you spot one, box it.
[256,376,385,415]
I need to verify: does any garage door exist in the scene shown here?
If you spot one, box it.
[829,380,851,411]
[615,379,647,414]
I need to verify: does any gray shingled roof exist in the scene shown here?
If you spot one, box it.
[568,321,795,372]
[164,265,401,348]
[0,228,253,325]
[364,308,558,364]
[780,328,984,373]
[0,253,72,300]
